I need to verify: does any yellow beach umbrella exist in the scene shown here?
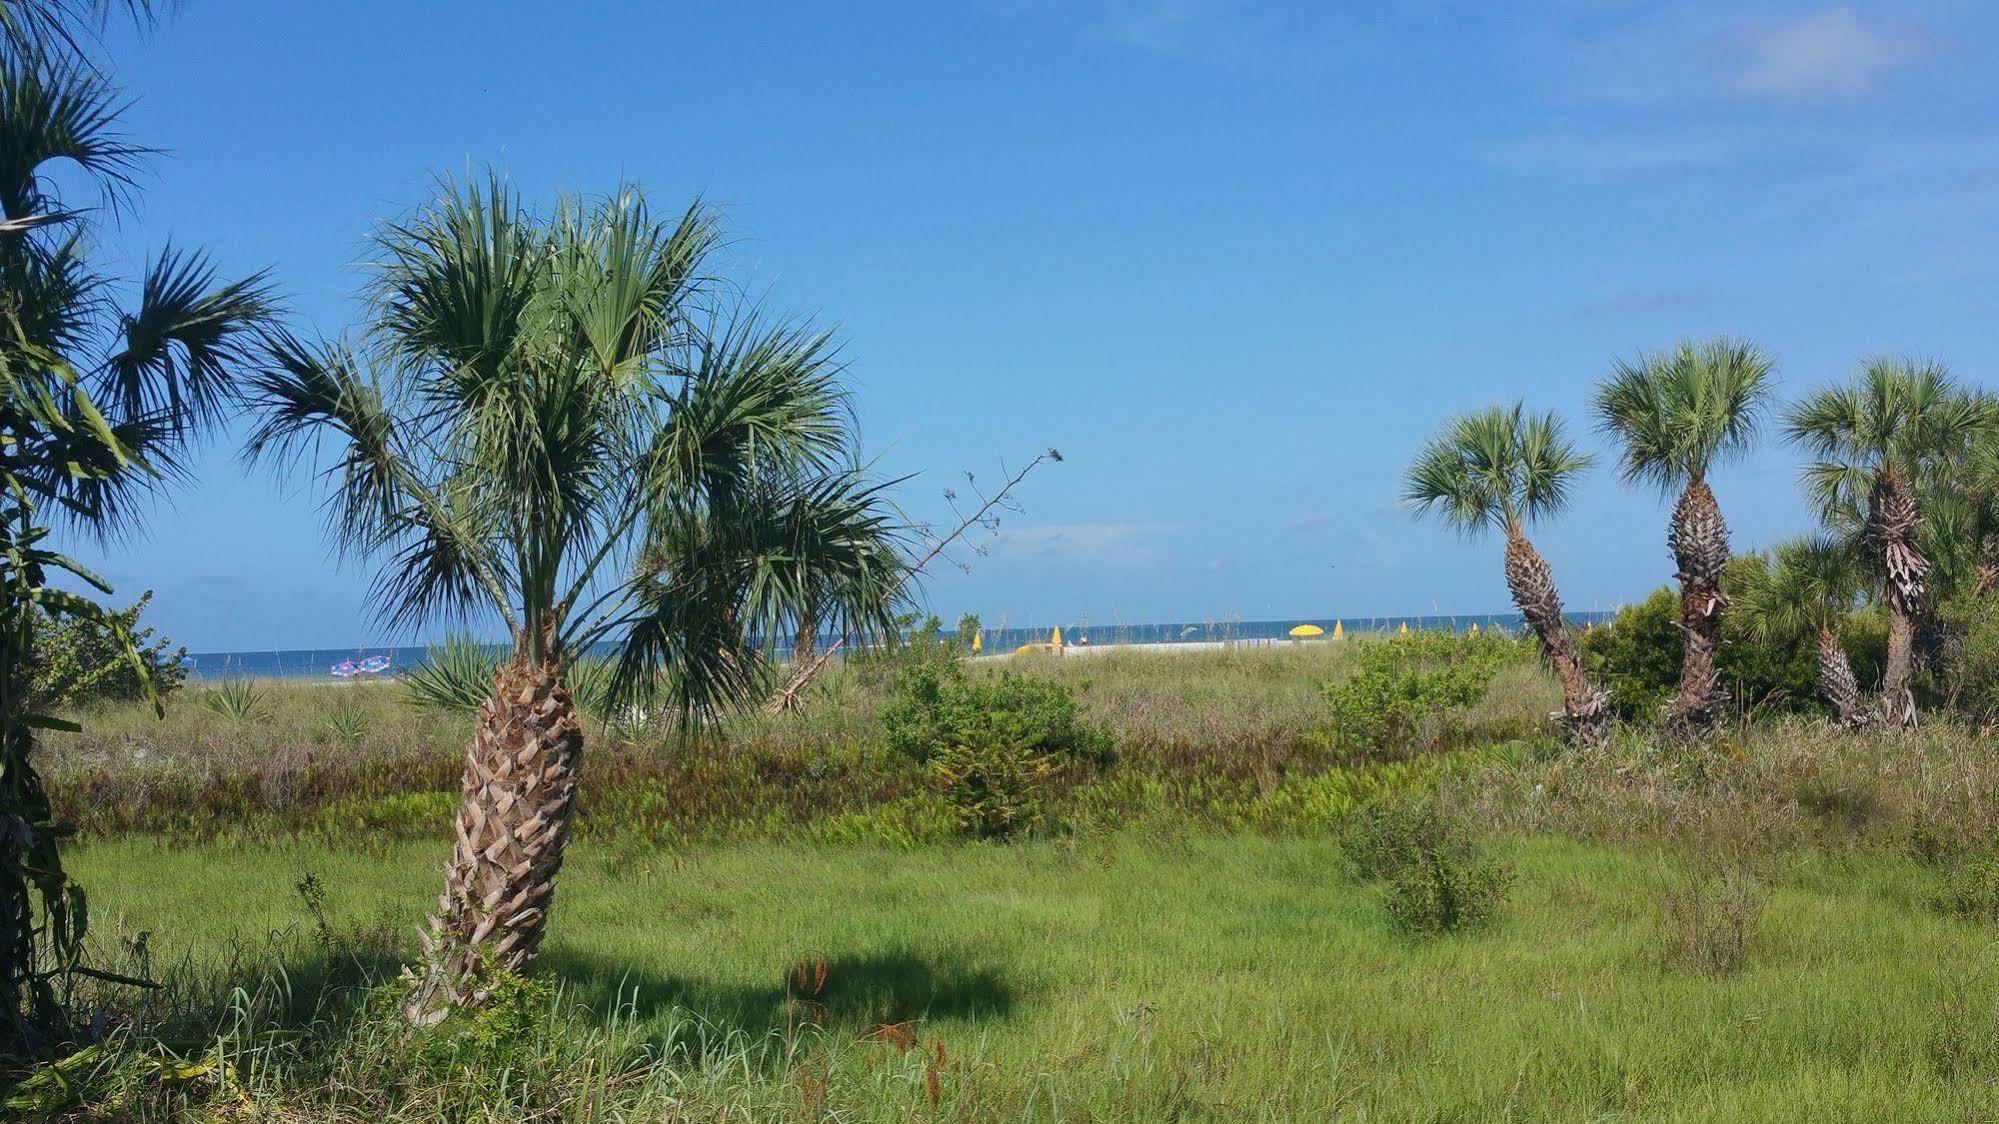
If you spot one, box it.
[1288,623,1324,638]
[1468,622,1479,635]
[1332,620,1344,639]
[1051,626,1063,646]
[1397,621,1409,635]
[971,630,982,653]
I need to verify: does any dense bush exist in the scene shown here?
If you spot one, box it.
[1938,591,1999,727]
[31,592,187,710]
[881,662,1112,769]
[1581,560,1886,720]
[880,654,1111,838]
[1343,795,1514,935]
[1312,630,1532,757]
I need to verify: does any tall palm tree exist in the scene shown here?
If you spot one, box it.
[246,177,906,1022]
[1736,538,1869,728]
[1593,338,1774,736]
[1785,361,1994,728]
[1,13,274,1048]
[1405,403,1608,746]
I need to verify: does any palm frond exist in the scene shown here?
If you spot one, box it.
[99,246,277,437]
[1594,337,1773,491]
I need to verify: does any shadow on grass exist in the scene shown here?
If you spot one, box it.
[540,945,1016,1038]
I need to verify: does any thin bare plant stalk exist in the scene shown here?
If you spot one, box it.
[767,449,1059,712]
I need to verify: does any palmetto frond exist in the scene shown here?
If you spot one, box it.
[648,311,851,503]
[255,177,904,709]
[1738,537,1863,646]
[0,1,156,64]
[1594,337,1772,491]
[1403,401,1590,536]
[0,48,146,220]
[99,247,277,438]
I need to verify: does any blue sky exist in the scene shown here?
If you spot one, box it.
[65,0,1999,651]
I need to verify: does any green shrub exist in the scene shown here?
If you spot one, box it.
[1383,846,1515,936]
[30,591,187,710]
[200,678,266,722]
[1581,560,1887,720]
[882,664,1112,768]
[1934,857,1999,924]
[1344,795,1513,935]
[1313,630,1531,757]
[1939,591,1999,727]
[929,734,1054,839]
[403,634,502,714]
[879,656,1110,838]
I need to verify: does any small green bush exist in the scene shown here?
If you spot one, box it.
[1939,591,1999,727]
[1313,630,1531,757]
[882,664,1112,768]
[30,591,187,710]
[929,733,1053,839]
[1934,857,1999,924]
[1344,796,1514,935]
[880,656,1110,838]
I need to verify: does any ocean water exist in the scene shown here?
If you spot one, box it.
[184,611,1615,680]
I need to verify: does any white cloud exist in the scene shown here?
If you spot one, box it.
[1727,7,1933,105]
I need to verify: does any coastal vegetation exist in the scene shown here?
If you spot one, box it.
[10,0,1999,1120]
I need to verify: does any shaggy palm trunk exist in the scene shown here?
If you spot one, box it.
[1815,626,1869,730]
[406,643,583,1024]
[793,607,816,668]
[1977,532,1999,597]
[1503,526,1609,747]
[1871,474,1927,730]
[1664,479,1730,737]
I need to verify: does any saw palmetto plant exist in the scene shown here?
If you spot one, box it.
[1594,338,1774,737]
[0,0,275,1054]
[1736,537,1870,729]
[1404,402,1608,747]
[1785,361,1995,728]
[246,175,908,1021]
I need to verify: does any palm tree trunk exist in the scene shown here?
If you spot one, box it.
[1664,479,1730,736]
[1872,473,1927,729]
[793,607,817,668]
[1815,626,1868,729]
[1977,532,1999,597]
[406,644,583,1024]
[1504,526,1609,747]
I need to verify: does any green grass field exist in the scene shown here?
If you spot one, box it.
[64,832,1999,1121]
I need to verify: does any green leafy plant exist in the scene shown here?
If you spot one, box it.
[881,659,1110,838]
[401,635,502,715]
[882,662,1112,769]
[1314,630,1531,757]
[28,592,187,712]
[1344,796,1513,936]
[319,700,370,747]
[199,679,266,723]
[1933,857,1999,924]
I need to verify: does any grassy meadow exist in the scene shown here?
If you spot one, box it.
[25,638,1999,1120]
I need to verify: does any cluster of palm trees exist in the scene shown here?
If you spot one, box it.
[1406,340,1998,745]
